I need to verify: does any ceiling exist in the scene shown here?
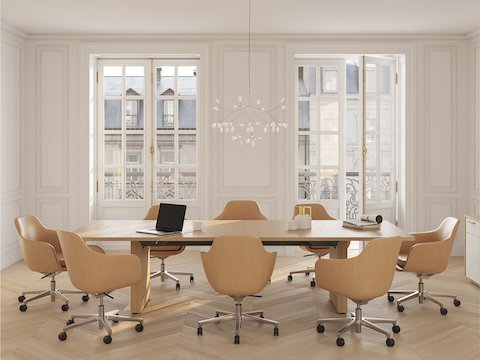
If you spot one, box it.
[1,0,479,36]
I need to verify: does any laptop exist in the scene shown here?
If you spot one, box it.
[136,203,187,236]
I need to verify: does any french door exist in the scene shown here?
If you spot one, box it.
[96,59,199,220]
[296,55,398,225]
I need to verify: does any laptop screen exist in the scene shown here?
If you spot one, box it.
[155,203,187,232]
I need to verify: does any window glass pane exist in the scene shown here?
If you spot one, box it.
[346,61,359,94]
[104,100,122,130]
[179,100,196,129]
[366,133,376,168]
[380,172,392,200]
[366,98,376,131]
[157,169,175,199]
[125,168,144,199]
[125,100,144,130]
[156,100,174,130]
[156,66,175,96]
[320,134,338,166]
[366,65,376,93]
[346,99,360,172]
[156,134,174,165]
[380,100,392,132]
[298,170,317,200]
[298,134,318,166]
[381,65,391,95]
[179,134,196,165]
[365,173,377,201]
[320,99,338,132]
[104,168,122,199]
[298,66,316,96]
[104,134,122,166]
[381,144,392,168]
[178,66,197,95]
[298,101,319,131]
[318,170,338,199]
[179,169,196,199]
[321,66,338,93]
[103,66,122,96]
[125,66,145,96]
[126,134,144,165]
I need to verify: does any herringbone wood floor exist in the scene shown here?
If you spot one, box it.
[1,252,479,360]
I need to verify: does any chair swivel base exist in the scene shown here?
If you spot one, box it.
[387,274,460,315]
[287,268,316,287]
[150,259,194,290]
[58,295,143,344]
[197,299,279,344]
[18,272,89,312]
[316,302,399,347]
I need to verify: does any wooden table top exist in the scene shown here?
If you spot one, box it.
[76,220,413,246]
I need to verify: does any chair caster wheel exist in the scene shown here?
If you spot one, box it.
[176,283,180,290]
[392,325,400,333]
[58,332,67,341]
[397,304,404,312]
[103,335,112,344]
[287,275,293,281]
[440,307,448,315]
[305,272,310,276]
[112,320,119,323]
[317,324,325,333]
[19,304,27,312]
[273,327,279,336]
[197,327,203,336]
[336,338,345,347]
[259,313,264,318]
[61,304,69,312]
[387,295,394,302]
[453,299,461,307]
[66,319,75,325]
[386,338,395,347]
[82,294,89,302]
[234,335,240,344]
[135,323,144,332]
[18,295,25,303]
[190,276,194,283]
[310,280,316,287]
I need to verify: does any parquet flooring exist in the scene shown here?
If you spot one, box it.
[1,252,479,359]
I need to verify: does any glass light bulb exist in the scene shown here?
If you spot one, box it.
[232,136,237,140]
[215,98,220,104]
[256,100,261,105]
[211,123,217,128]
[219,127,224,133]
[238,96,243,102]
[264,127,268,133]
[246,138,251,144]
[280,97,285,103]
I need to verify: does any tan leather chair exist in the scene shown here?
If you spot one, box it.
[315,236,403,347]
[14,215,104,312]
[288,204,349,287]
[214,200,267,220]
[145,205,193,290]
[387,217,461,315]
[197,236,278,344]
[56,230,144,344]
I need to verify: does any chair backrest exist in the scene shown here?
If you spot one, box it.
[293,203,335,220]
[144,205,160,220]
[214,200,267,220]
[316,237,402,301]
[57,230,141,294]
[403,216,460,274]
[201,236,276,297]
[14,215,63,273]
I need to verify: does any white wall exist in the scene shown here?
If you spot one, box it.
[1,25,27,269]
[472,31,480,216]
[0,31,473,268]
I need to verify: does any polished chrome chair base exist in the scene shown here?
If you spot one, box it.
[18,272,88,312]
[316,301,399,347]
[150,258,194,290]
[387,273,460,315]
[58,294,143,344]
[197,297,279,344]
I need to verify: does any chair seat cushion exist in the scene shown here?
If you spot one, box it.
[150,246,185,258]
[300,245,329,256]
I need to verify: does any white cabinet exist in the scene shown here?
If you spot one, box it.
[465,216,480,286]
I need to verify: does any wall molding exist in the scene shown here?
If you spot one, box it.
[423,46,458,194]
[35,197,69,229]
[35,45,70,194]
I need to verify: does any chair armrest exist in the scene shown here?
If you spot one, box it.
[22,240,63,273]
[402,241,450,274]
[399,230,437,254]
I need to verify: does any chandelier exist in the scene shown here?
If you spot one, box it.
[211,0,288,147]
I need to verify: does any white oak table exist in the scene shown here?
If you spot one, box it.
[76,219,413,314]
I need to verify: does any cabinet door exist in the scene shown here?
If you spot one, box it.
[466,232,480,285]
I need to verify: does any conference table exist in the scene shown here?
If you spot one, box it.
[76,219,413,314]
